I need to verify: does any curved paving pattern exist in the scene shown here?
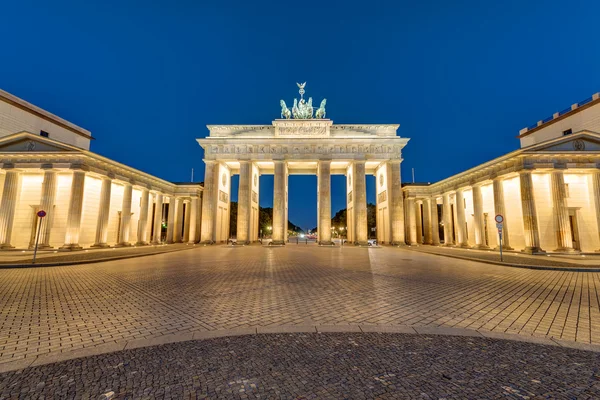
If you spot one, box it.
[1,333,599,399]
[1,246,600,371]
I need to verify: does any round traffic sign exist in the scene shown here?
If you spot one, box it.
[37,210,47,218]
[494,214,504,224]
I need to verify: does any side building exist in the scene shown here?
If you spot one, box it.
[0,89,202,250]
[403,92,600,253]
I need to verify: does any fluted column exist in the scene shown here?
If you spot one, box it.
[442,193,453,246]
[520,170,543,253]
[61,170,86,250]
[407,197,417,245]
[551,170,574,251]
[37,168,57,249]
[493,177,512,250]
[136,188,150,245]
[415,201,423,244]
[92,176,112,248]
[430,197,441,245]
[353,161,368,245]
[455,189,469,247]
[0,169,21,249]
[592,170,600,252]
[117,183,133,246]
[188,197,199,244]
[174,197,184,243]
[318,160,333,245]
[472,184,488,249]
[389,161,405,245]
[151,193,164,244]
[166,196,176,244]
[423,198,432,244]
[200,161,217,244]
[272,161,287,245]
[237,161,251,244]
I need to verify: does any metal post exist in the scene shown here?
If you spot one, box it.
[32,216,43,264]
[499,231,503,262]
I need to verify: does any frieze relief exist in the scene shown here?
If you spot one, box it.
[206,143,399,157]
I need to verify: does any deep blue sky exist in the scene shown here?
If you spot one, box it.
[1,0,599,229]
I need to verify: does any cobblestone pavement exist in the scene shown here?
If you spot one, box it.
[408,245,600,269]
[1,245,600,369]
[1,333,599,399]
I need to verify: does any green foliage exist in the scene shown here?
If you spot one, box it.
[230,202,302,238]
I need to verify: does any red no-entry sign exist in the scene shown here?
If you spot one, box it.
[37,210,47,218]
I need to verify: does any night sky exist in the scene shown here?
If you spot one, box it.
[1,0,599,230]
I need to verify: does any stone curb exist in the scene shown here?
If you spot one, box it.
[0,246,198,269]
[406,247,600,272]
[1,324,598,374]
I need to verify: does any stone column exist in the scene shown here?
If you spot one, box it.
[472,184,488,249]
[353,161,368,245]
[592,170,600,252]
[551,170,574,251]
[182,200,192,243]
[200,161,217,244]
[430,197,441,245]
[174,197,184,243]
[188,196,199,244]
[37,168,57,249]
[455,189,469,247]
[493,177,512,250]
[166,196,176,244]
[406,197,417,245]
[136,188,150,245]
[318,160,333,245]
[389,161,405,245]
[92,176,112,248]
[415,201,423,244]
[61,169,86,250]
[442,193,453,246]
[272,161,287,245]
[117,183,133,246]
[0,168,21,249]
[520,170,544,253]
[151,193,164,244]
[237,161,251,244]
[423,198,432,244]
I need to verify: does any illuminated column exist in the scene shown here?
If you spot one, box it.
[61,169,86,250]
[389,161,405,245]
[551,170,574,251]
[423,198,432,244]
[188,196,199,244]
[136,188,150,245]
[237,161,251,244]
[0,168,21,249]
[174,197,184,242]
[472,184,488,249]
[442,193,453,246]
[200,161,217,243]
[592,169,600,252]
[92,176,112,248]
[493,177,512,250]
[455,189,469,247]
[151,193,164,244]
[272,160,287,245]
[318,160,332,245]
[415,200,423,244]
[183,200,192,243]
[37,168,57,249]
[353,161,368,245]
[117,183,133,246]
[430,197,441,245]
[166,196,176,244]
[406,197,417,245]
[520,170,544,253]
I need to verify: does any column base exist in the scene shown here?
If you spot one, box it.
[135,241,149,246]
[354,241,370,246]
[431,242,441,246]
[443,243,454,247]
[521,247,545,254]
[318,241,334,246]
[391,241,407,246]
[200,240,215,245]
[456,243,470,248]
[553,247,579,253]
[494,245,514,251]
[29,244,53,250]
[91,243,110,248]
[59,244,83,251]
[269,240,286,246]
[472,244,490,250]
[114,242,132,248]
[187,241,198,245]
[0,244,15,250]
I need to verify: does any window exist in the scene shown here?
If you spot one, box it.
[40,130,49,138]
[563,129,572,136]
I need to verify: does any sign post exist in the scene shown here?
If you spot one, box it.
[495,214,504,262]
[32,210,46,264]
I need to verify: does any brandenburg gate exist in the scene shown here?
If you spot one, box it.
[197,84,410,245]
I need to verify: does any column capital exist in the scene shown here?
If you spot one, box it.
[69,163,88,172]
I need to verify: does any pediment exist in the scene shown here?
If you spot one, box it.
[525,132,600,153]
[0,133,80,153]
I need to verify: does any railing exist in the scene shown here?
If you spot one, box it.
[521,92,599,133]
